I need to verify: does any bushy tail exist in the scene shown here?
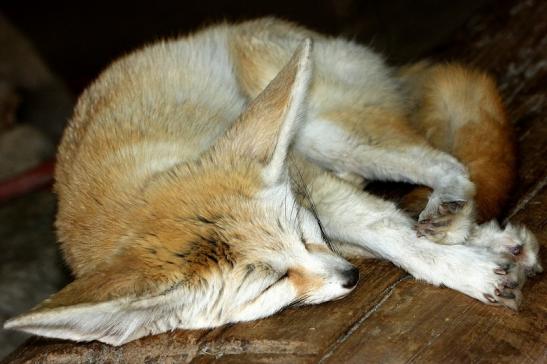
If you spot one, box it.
[398,62,516,222]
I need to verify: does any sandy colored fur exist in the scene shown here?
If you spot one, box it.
[287,268,324,296]
[398,63,516,221]
[230,19,316,98]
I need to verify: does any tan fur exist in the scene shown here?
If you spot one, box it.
[305,243,332,254]
[287,268,324,297]
[230,19,316,98]
[400,186,433,218]
[399,63,516,221]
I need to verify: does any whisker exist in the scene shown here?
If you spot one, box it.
[287,295,309,308]
[288,155,339,254]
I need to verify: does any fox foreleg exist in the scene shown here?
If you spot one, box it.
[296,118,475,244]
[305,172,524,309]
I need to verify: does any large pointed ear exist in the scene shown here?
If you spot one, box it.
[216,39,312,184]
[3,265,192,346]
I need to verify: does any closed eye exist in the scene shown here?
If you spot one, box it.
[255,273,307,310]
[288,155,334,251]
[258,272,289,298]
[306,206,336,253]
[295,204,335,253]
[287,295,310,307]
[312,213,335,252]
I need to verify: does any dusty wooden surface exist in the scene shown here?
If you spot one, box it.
[3,0,547,362]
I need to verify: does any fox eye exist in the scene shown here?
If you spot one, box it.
[307,212,336,253]
[304,241,333,254]
[260,272,289,295]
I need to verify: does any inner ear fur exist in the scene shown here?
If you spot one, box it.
[214,39,313,184]
[3,259,189,346]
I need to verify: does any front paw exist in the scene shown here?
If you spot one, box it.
[417,199,474,244]
[442,246,524,310]
[484,261,523,310]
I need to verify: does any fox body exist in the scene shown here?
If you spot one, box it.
[5,18,542,345]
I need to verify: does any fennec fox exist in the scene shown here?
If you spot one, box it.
[5,18,542,345]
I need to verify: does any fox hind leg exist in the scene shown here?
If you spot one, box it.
[296,109,475,244]
[397,62,516,223]
[465,221,543,280]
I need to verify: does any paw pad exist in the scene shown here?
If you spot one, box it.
[495,288,515,299]
[509,244,523,256]
[438,200,466,215]
[416,199,472,244]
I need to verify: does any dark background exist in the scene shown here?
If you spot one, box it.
[3,0,491,94]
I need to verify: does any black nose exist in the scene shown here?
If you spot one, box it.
[342,267,359,289]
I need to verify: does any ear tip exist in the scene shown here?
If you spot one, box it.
[4,309,48,330]
[302,37,313,50]
[3,319,13,329]
[299,38,313,59]
[3,316,22,330]
[293,38,313,80]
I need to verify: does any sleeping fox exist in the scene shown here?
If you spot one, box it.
[4,18,542,346]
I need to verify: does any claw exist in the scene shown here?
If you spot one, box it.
[503,280,519,289]
[494,261,516,275]
[494,267,507,275]
[439,201,465,214]
[484,293,497,303]
[509,245,523,256]
[432,220,450,227]
[495,288,515,299]
[502,299,519,311]
[526,269,537,278]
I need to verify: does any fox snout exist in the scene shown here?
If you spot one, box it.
[341,267,360,289]
[289,248,361,305]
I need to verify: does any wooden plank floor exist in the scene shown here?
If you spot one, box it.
[3,0,546,362]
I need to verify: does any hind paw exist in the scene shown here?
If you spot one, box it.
[417,199,474,245]
[469,221,543,278]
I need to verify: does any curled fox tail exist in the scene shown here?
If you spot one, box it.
[398,62,517,222]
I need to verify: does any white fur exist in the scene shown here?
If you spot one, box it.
[307,172,525,309]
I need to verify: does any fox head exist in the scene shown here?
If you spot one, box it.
[4,40,359,345]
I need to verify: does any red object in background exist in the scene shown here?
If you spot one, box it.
[0,160,55,203]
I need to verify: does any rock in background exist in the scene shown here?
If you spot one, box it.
[0,14,72,360]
